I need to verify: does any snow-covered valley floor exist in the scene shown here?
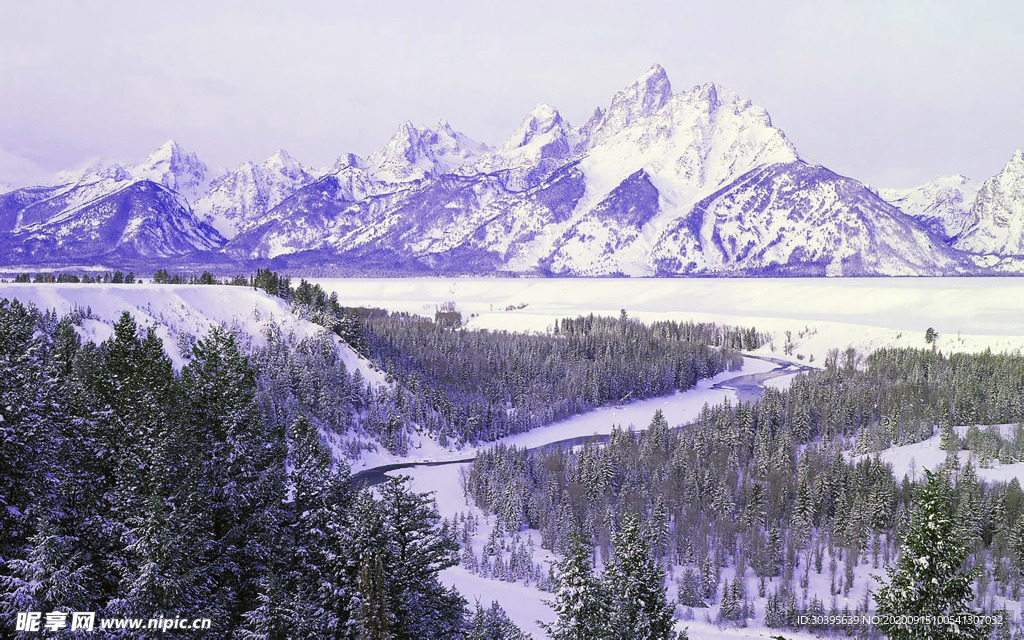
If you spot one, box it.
[312,276,1024,365]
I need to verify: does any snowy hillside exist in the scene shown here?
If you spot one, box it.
[0,282,384,386]
[650,161,963,275]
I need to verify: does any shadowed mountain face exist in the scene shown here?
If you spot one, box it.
[0,179,224,264]
[652,162,963,276]
[1,66,1020,274]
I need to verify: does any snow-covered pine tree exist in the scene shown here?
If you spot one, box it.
[700,553,719,603]
[541,531,609,640]
[676,567,703,608]
[603,514,676,640]
[467,600,530,640]
[718,576,742,622]
[375,476,465,639]
[0,300,55,566]
[265,415,354,637]
[352,552,395,640]
[182,325,289,628]
[764,590,786,628]
[874,468,993,639]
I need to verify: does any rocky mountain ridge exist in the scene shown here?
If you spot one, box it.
[0,65,1020,274]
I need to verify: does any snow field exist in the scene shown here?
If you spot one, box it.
[851,425,1024,485]
[311,276,1024,368]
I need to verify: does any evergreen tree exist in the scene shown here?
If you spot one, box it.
[0,516,95,618]
[237,569,291,640]
[352,552,395,640]
[700,554,719,603]
[763,590,786,628]
[718,577,742,622]
[375,477,464,639]
[542,531,608,640]
[467,600,531,640]
[182,326,288,628]
[603,514,676,640]
[874,469,993,639]
[676,568,704,608]
[0,300,54,563]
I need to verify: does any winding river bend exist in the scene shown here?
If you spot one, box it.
[351,354,809,488]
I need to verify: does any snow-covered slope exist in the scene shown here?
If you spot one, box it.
[878,174,979,241]
[0,283,386,387]
[954,150,1024,255]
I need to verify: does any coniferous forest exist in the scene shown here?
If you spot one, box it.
[467,348,1024,638]
[0,299,470,638]
[356,311,761,445]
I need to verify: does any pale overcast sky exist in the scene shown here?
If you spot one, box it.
[1,0,1022,188]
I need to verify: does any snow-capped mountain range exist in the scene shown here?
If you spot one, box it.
[1,64,1023,275]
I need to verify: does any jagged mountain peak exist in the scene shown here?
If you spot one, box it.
[954,150,1024,255]
[133,139,212,202]
[503,103,569,150]
[53,156,128,186]
[262,149,307,175]
[330,153,366,173]
[878,174,979,241]
[576,74,798,214]
[147,139,188,162]
[673,81,771,128]
[193,147,317,239]
[226,148,308,178]
[267,148,295,164]
[141,140,211,177]
[689,82,739,111]
[368,120,486,182]
[599,64,673,131]
[433,118,459,136]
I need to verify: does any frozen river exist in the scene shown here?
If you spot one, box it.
[351,354,808,487]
